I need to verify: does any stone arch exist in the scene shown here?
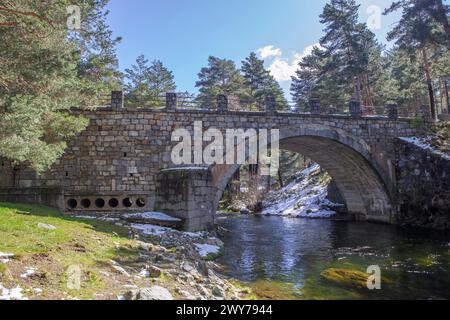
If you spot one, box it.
[212,124,394,223]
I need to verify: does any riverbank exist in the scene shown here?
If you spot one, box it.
[0,202,244,300]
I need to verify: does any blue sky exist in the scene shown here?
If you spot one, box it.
[106,0,402,98]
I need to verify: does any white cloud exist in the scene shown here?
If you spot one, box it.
[256,45,282,59]
[257,43,322,82]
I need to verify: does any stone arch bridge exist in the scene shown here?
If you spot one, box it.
[0,93,420,231]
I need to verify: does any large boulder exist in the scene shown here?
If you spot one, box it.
[137,286,173,300]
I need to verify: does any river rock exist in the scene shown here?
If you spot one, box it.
[320,268,369,289]
[147,265,162,278]
[212,285,225,298]
[137,286,173,300]
[122,289,139,300]
[196,284,209,298]
[206,238,224,247]
[37,223,57,230]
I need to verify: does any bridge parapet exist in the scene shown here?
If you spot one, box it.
[104,91,420,120]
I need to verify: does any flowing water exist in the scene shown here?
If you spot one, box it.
[216,214,450,300]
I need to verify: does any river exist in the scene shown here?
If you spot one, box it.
[216,214,450,300]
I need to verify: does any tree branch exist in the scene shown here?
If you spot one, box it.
[0,5,53,26]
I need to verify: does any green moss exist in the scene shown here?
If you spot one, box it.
[248,280,301,300]
[320,268,371,289]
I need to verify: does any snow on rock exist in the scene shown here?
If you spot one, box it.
[20,268,36,279]
[400,137,450,160]
[124,212,181,222]
[262,163,342,219]
[130,223,203,238]
[0,284,27,300]
[72,215,120,222]
[130,223,173,236]
[194,243,221,258]
[0,252,14,264]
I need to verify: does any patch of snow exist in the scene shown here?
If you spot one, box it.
[400,137,450,160]
[261,163,341,219]
[0,253,13,264]
[0,252,14,258]
[73,215,119,222]
[130,223,172,236]
[130,223,204,238]
[124,212,181,222]
[0,284,27,300]
[20,268,36,278]
[137,269,150,278]
[194,243,221,257]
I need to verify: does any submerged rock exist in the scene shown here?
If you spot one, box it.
[320,268,369,289]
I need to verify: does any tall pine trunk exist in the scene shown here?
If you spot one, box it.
[420,47,437,120]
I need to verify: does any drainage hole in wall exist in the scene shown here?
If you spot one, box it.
[109,198,119,208]
[136,197,146,207]
[81,199,91,208]
[67,199,77,209]
[95,198,105,208]
[123,197,133,207]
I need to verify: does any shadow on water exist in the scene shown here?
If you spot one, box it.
[217,214,450,300]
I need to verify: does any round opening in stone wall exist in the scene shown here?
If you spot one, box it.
[67,199,77,209]
[136,197,146,208]
[109,198,119,208]
[95,198,105,208]
[81,199,91,208]
[123,197,133,207]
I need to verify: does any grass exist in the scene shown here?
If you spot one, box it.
[0,202,141,299]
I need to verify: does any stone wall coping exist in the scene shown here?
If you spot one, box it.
[69,106,415,123]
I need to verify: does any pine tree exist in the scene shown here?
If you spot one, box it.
[291,46,349,113]
[384,0,449,120]
[195,56,246,108]
[147,60,176,96]
[319,0,375,104]
[124,56,176,106]
[241,52,287,110]
[0,1,119,172]
[70,0,123,92]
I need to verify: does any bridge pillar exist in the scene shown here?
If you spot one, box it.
[309,98,321,115]
[349,100,362,118]
[265,95,277,115]
[155,167,216,232]
[387,104,398,120]
[111,91,124,110]
[217,94,228,112]
[166,93,177,110]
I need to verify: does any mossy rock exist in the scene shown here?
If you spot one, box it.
[320,268,370,289]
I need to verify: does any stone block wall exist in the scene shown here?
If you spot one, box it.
[155,167,215,231]
[396,139,450,229]
[0,187,64,209]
